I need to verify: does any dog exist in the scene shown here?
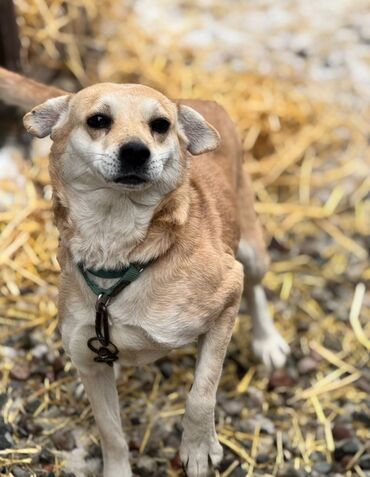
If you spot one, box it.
[0,67,290,477]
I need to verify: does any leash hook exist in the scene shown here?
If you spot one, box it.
[87,293,119,367]
[95,293,111,346]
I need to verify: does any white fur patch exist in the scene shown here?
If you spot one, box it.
[246,284,290,369]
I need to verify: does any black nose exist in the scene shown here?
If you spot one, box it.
[119,141,150,168]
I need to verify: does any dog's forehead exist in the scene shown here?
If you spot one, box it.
[71,83,176,118]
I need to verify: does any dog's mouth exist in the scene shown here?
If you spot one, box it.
[113,174,148,186]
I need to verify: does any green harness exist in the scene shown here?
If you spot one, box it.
[77,262,150,366]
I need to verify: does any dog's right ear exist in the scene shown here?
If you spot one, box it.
[23,95,71,138]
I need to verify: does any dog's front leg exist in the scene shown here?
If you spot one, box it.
[79,367,132,477]
[180,302,239,477]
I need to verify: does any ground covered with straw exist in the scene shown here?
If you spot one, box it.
[1,1,370,476]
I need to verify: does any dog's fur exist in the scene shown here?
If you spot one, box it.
[0,67,289,477]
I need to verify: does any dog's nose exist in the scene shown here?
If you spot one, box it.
[119,141,150,168]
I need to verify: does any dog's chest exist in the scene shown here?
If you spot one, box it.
[108,273,211,349]
[63,270,217,369]
[66,190,157,268]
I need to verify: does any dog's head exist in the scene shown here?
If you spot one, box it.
[23,83,219,192]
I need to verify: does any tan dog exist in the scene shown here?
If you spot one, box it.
[0,68,289,477]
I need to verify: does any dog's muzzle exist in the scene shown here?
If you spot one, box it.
[114,140,151,185]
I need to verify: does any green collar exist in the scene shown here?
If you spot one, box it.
[78,262,147,297]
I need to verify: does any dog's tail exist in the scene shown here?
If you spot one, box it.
[0,67,66,110]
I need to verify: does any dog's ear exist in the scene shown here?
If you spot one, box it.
[177,105,220,155]
[23,95,71,138]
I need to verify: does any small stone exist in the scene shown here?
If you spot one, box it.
[333,438,360,461]
[164,433,180,449]
[313,462,332,474]
[43,406,62,419]
[158,361,172,379]
[12,467,29,477]
[230,467,245,477]
[31,362,54,381]
[238,415,275,435]
[130,415,141,426]
[17,415,43,437]
[25,398,41,414]
[340,455,353,468]
[323,335,342,352]
[297,357,318,375]
[359,454,370,470]
[299,236,322,257]
[32,344,48,359]
[332,423,353,440]
[256,453,270,464]
[51,430,76,451]
[352,411,370,428]
[10,362,31,381]
[222,398,244,416]
[356,377,370,393]
[310,451,325,462]
[0,394,7,410]
[218,452,234,472]
[0,421,13,450]
[135,455,157,477]
[52,356,65,374]
[72,382,86,401]
[86,443,102,459]
[17,333,35,350]
[296,321,310,332]
[38,448,55,465]
[279,466,306,477]
[247,386,264,407]
[268,369,296,390]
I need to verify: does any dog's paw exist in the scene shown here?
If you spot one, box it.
[252,331,290,370]
[180,433,223,477]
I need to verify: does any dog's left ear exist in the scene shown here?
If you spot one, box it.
[177,105,220,155]
[23,95,71,138]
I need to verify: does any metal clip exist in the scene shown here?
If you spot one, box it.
[87,337,119,367]
[95,294,111,346]
[87,293,119,367]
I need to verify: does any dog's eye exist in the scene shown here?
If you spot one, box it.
[150,118,170,134]
[87,114,112,129]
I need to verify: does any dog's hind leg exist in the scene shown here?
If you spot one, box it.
[244,282,290,369]
[237,166,290,369]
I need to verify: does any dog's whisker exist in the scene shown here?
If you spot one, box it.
[52,152,110,159]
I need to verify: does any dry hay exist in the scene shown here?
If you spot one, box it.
[0,1,369,476]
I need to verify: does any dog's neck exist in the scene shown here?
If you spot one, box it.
[54,173,190,270]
